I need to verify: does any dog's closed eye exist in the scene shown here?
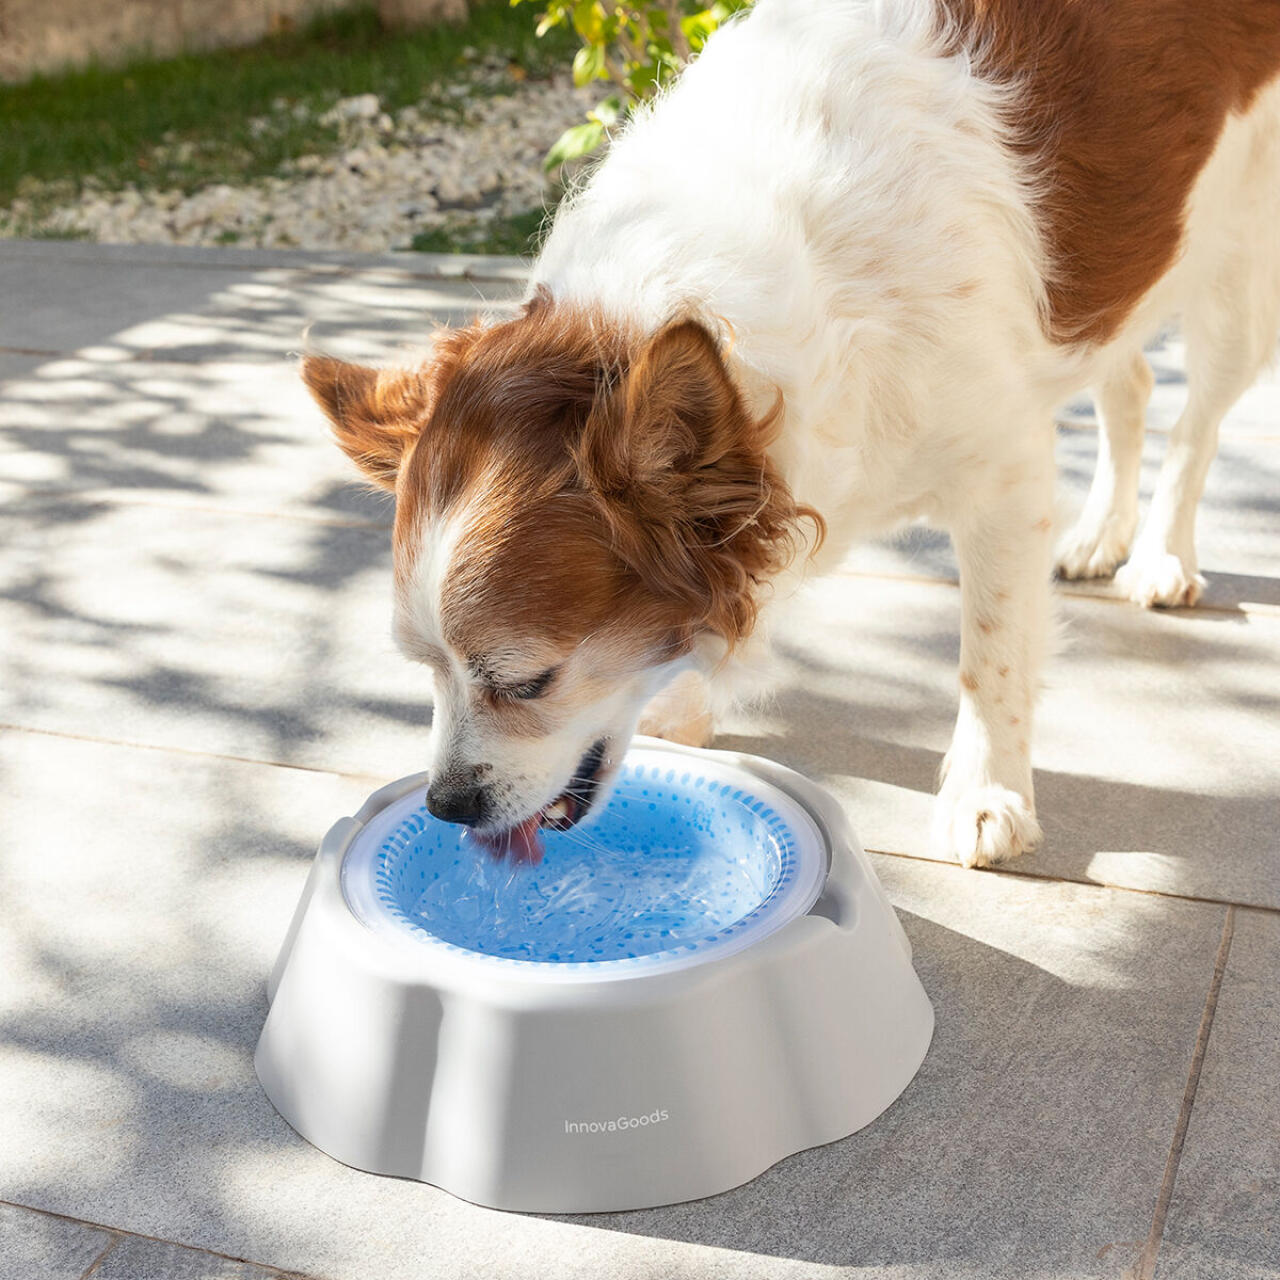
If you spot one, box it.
[495,667,559,701]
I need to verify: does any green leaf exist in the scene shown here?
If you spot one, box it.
[531,0,570,34]
[588,93,624,127]
[570,0,604,41]
[625,56,662,97]
[571,42,606,86]
[682,10,719,48]
[543,119,605,171]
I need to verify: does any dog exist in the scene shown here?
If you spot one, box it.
[303,0,1280,868]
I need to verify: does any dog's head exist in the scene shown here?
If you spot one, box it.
[303,299,816,858]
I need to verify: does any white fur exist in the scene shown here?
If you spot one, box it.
[521,0,1280,865]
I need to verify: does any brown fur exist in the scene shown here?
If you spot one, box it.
[569,318,821,650]
[302,356,436,489]
[302,300,822,665]
[940,0,1280,344]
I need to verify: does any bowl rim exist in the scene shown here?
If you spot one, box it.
[340,744,830,980]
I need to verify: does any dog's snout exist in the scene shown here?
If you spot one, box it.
[426,776,488,827]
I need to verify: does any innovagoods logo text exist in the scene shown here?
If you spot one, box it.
[564,1109,670,1135]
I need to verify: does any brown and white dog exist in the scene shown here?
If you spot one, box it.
[304,0,1280,868]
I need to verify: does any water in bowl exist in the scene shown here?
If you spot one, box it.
[375,760,805,964]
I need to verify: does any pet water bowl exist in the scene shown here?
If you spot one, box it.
[255,739,934,1213]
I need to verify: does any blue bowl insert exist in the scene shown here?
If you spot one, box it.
[342,747,828,975]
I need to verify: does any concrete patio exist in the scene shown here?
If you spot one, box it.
[1,238,1276,1280]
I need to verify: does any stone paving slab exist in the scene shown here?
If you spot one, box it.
[0,498,425,778]
[0,258,518,367]
[2,240,1277,1280]
[0,728,1227,1279]
[0,254,296,363]
[0,353,48,380]
[0,1207,298,1280]
[721,571,1280,908]
[92,1233,306,1279]
[0,1202,113,1280]
[0,362,376,516]
[5,488,1279,905]
[1155,908,1280,1280]
[575,855,1228,1280]
[3,239,1273,607]
[0,239,530,282]
[3,490,1278,906]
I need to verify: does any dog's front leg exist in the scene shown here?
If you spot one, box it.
[935,474,1054,867]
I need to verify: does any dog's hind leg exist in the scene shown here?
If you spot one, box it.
[1054,349,1152,581]
[1116,90,1280,609]
[1115,268,1279,607]
[935,445,1056,868]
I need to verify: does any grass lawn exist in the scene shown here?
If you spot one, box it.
[0,0,576,251]
[407,205,552,254]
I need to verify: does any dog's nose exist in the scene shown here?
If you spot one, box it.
[425,780,487,827]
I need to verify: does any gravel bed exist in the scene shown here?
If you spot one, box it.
[2,62,603,254]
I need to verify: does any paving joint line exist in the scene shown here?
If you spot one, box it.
[0,722,391,786]
[1053,582,1280,618]
[1057,418,1280,445]
[7,490,394,531]
[835,566,1280,620]
[3,335,1276,444]
[0,245,524,284]
[2,493,1273,612]
[7,487,1275,614]
[867,845,1280,917]
[78,1233,122,1280]
[3,722,1274,917]
[0,343,64,358]
[1131,905,1237,1280]
[6,485,1275,615]
[1,343,290,365]
[0,1199,317,1279]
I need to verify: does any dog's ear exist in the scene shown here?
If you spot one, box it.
[575,319,821,647]
[301,356,427,490]
[301,328,478,490]
[577,320,738,499]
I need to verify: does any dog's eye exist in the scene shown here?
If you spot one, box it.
[498,667,558,701]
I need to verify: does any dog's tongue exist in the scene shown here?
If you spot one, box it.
[477,814,544,865]
[507,815,545,865]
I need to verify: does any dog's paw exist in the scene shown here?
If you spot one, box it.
[1054,514,1134,581]
[1115,549,1204,608]
[933,784,1042,869]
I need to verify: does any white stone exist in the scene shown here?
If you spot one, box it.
[7,72,607,254]
[320,93,382,126]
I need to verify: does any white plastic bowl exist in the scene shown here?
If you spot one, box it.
[256,739,934,1212]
